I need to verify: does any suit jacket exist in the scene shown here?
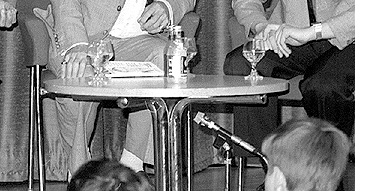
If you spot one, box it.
[52,0,196,56]
[232,0,355,49]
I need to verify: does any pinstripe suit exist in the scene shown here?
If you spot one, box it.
[45,0,196,177]
[50,0,196,74]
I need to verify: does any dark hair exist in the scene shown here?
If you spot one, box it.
[67,158,152,191]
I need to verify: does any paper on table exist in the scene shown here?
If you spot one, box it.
[105,61,164,77]
[109,0,148,39]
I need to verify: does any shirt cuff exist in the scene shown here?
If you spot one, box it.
[61,42,89,57]
[155,0,173,26]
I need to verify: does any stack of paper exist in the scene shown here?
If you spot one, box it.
[105,61,164,78]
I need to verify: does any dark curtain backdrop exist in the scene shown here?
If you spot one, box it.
[193,0,234,75]
[0,0,30,181]
[191,0,236,166]
[0,0,236,182]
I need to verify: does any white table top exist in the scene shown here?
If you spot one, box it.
[44,75,289,98]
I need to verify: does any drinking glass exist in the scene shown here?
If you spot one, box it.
[183,37,197,74]
[87,40,114,86]
[242,38,265,81]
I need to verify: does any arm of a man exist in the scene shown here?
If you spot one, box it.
[54,0,89,78]
[232,0,267,38]
[138,0,196,34]
[275,0,354,56]
[53,0,88,53]
[56,0,89,52]
[326,0,355,50]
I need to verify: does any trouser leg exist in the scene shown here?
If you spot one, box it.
[300,44,355,137]
[120,109,153,171]
[110,34,167,70]
[223,42,326,155]
[232,97,278,156]
[43,97,69,180]
[124,110,153,160]
[55,97,99,174]
[112,35,165,169]
[47,46,100,177]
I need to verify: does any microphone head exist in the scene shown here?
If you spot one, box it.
[193,112,205,125]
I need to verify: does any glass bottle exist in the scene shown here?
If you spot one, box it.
[164,26,187,79]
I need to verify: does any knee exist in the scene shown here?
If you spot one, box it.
[300,76,350,101]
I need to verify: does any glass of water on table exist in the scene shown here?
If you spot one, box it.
[242,38,265,81]
[87,39,114,86]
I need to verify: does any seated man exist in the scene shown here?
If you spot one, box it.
[0,0,17,28]
[261,118,350,191]
[42,0,196,180]
[67,158,153,191]
[224,0,354,156]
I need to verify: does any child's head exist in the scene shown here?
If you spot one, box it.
[67,158,153,191]
[262,118,350,191]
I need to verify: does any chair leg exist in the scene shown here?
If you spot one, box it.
[28,66,35,191]
[28,65,46,191]
[35,65,46,191]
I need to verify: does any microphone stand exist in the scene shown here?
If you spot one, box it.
[213,134,233,191]
[194,111,268,190]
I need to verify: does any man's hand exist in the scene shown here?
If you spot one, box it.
[137,1,169,34]
[61,45,91,78]
[255,23,283,57]
[275,25,314,57]
[0,1,17,28]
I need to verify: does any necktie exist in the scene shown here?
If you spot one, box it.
[307,0,317,24]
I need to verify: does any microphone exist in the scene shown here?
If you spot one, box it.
[194,111,269,190]
[194,112,268,167]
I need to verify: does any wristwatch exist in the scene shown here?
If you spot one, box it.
[312,23,322,40]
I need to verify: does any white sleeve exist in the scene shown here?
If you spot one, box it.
[61,42,89,57]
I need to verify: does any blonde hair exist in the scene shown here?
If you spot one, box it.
[262,118,350,190]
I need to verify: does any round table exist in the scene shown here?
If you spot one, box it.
[44,74,289,190]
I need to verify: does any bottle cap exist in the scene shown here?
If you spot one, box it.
[168,25,184,39]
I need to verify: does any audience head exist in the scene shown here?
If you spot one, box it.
[261,118,350,191]
[67,158,153,191]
